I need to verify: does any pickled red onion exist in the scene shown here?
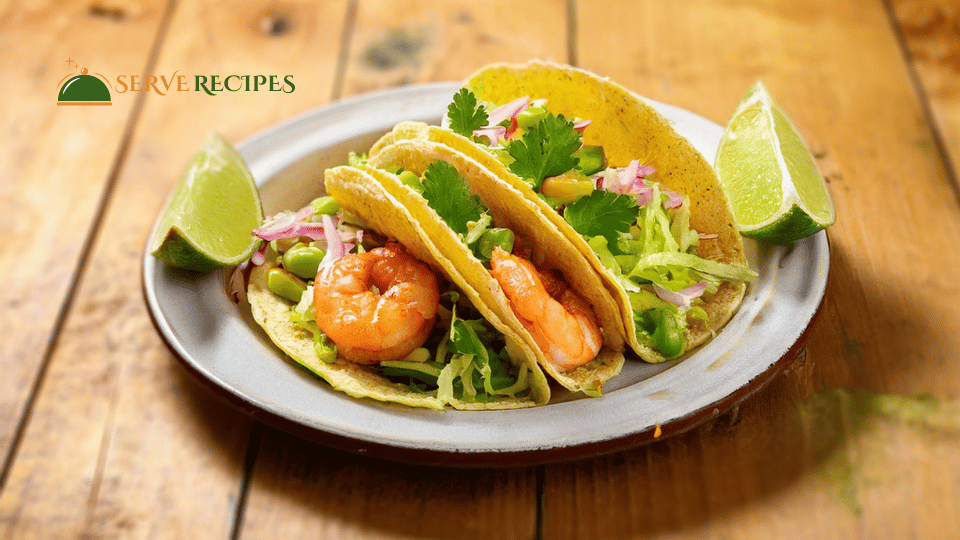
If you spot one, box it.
[653,280,708,312]
[473,125,507,147]
[318,214,354,268]
[485,96,530,126]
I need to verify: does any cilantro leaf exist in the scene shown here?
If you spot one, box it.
[447,89,489,137]
[564,190,638,246]
[421,160,486,236]
[506,114,581,189]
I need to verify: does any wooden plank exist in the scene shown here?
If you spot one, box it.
[0,0,351,537]
[536,0,960,538]
[239,0,569,538]
[241,429,538,540]
[891,0,960,186]
[0,0,169,469]
[341,0,570,96]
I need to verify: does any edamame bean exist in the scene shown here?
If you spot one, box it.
[282,244,325,279]
[477,228,515,260]
[310,196,341,216]
[267,267,308,303]
[314,335,338,364]
[516,104,548,129]
[651,308,684,358]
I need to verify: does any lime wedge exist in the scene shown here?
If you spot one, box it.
[715,81,835,244]
[149,132,263,271]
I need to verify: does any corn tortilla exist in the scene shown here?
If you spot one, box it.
[365,140,625,394]
[376,60,749,362]
[248,166,550,409]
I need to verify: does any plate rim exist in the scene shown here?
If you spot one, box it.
[142,82,830,466]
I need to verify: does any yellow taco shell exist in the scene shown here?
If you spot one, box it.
[377,60,749,362]
[364,139,624,394]
[248,167,550,409]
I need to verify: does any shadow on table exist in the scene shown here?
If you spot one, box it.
[172,239,958,539]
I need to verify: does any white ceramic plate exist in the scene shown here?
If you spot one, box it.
[143,83,829,466]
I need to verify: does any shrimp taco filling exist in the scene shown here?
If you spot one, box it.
[245,198,535,408]
[440,88,757,360]
[348,153,607,375]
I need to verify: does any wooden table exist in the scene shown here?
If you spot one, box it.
[3,0,959,537]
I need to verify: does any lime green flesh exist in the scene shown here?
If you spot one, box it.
[149,132,263,270]
[715,105,783,226]
[715,82,836,244]
[771,104,833,220]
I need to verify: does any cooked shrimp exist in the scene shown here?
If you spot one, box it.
[313,243,439,365]
[489,247,602,372]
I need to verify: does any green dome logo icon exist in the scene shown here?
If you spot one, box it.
[57,68,111,106]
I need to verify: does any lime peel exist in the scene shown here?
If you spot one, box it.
[715,81,836,244]
[149,132,264,271]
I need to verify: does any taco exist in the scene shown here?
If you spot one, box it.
[341,140,626,396]
[373,60,756,362]
[246,182,550,410]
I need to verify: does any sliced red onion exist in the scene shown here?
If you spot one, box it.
[633,186,653,207]
[472,125,507,147]
[253,205,337,242]
[250,242,268,266]
[653,280,708,312]
[228,260,249,303]
[318,214,355,268]
[486,96,530,126]
[253,213,296,239]
[616,160,641,192]
[604,160,645,195]
[294,205,314,220]
[531,98,548,108]
[663,188,684,209]
[573,119,592,132]
[595,160,664,207]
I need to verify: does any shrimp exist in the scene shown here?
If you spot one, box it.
[313,242,440,365]
[489,247,602,372]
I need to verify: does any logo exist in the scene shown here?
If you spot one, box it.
[57,60,112,106]
[57,58,296,105]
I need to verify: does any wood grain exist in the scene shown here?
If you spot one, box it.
[0,0,350,537]
[536,0,960,537]
[0,0,170,473]
[3,0,960,538]
[239,429,538,540]
[892,0,960,186]
[341,0,570,95]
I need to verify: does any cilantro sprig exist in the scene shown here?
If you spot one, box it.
[421,160,486,236]
[506,114,581,189]
[447,89,489,137]
[563,190,638,247]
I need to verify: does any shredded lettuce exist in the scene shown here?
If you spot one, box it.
[562,172,757,356]
[464,213,493,245]
[288,301,338,364]
[629,252,757,284]
[348,152,367,167]
[374,290,530,403]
